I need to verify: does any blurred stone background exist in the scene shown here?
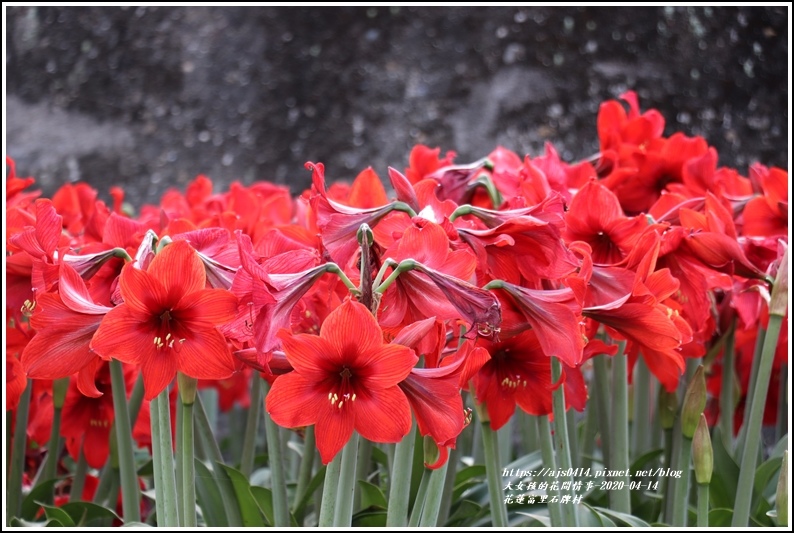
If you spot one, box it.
[5,6,789,208]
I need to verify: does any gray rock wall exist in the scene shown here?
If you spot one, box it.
[6,6,789,207]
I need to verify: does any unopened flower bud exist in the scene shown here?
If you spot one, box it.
[692,414,713,485]
[178,372,198,406]
[658,387,678,430]
[681,365,706,439]
[769,246,788,317]
[52,377,70,409]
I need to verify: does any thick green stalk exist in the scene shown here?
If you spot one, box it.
[660,427,674,522]
[537,416,563,527]
[581,398,598,471]
[386,423,416,526]
[719,320,736,449]
[671,438,692,527]
[110,359,141,522]
[436,446,459,526]
[732,314,784,526]
[736,326,766,457]
[353,437,372,512]
[70,446,89,502]
[333,432,360,526]
[318,450,342,526]
[697,483,709,527]
[419,459,450,526]
[633,357,652,457]
[240,377,262,478]
[151,390,179,527]
[181,402,196,527]
[193,395,243,526]
[776,364,787,443]
[8,379,32,523]
[609,347,632,514]
[262,381,290,527]
[128,373,145,424]
[42,407,63,488]
[551,357,580,526]
[175,400,184,526]
[150,393,165,523]
[480,422,509,527]
[519,410,538,455]
[593,354,612,468]
[293,425,316,519]
[407,468,431,527]
[566,407,579,469]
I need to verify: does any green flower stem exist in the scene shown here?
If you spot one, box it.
[353,437,372,512]
[593,354,612,469]
[110,359,141,522]
[318,450,343,526]
[566,408,579,469]
[436,446,459,526]
[719,320,736,449]
[671,436,692,527]
[551,357,580,526]
[333,431,360,526]
[92,464,114,505]
[325,263,360,294]
[374,260,416,294]
[697,483,709,526]
[736,326,766,457]
[193,394,243,526]
[537,415,563,528]
[293,426,316,521]
[480,422,509,527]
[633,357,652,457]
[7,379,32,523]
[149,392,165,523]
[180,401,197,527]
[732,313,784,526]
[175,399,184,526]
[262,381,290,527]
[419,458,450,526]
[776,364,787,443]
[69,445,88,503]
[581,396,598,471]
[43,406,63,489]
[240,377,262,478]
[151,390,179,527]
[520,410,538,455]
[386,422,416,526]
[608,346,632,515]
[128,373,145,425]
[659,427,674,522]
[407,467,431,527]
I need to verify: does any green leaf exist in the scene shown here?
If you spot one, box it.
[754,456,783,497]
[59,501,121,526]
[370,446,389,468]
[710,426,740,508]
[21,478,62,520]
[44,519,66,527]
[36,502,76,527]
[515,511,551,527]
[357,480,388,510]
[454,465,487,485]
[136,459,154,477]
[593,506,652,527]
[352,509,387,527]
[445,500,485,527]
[217,463,266,527]
[293,465,326,518]
[250,486,275,525]
[121,521,151,527]
[194,460,227,527]
[579,502,616,527]
[629,449,665,476]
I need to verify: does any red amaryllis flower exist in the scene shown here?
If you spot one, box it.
[473,330,554,430]
[266,299,417,464]
[743,163,788,238]
[91,240,238,400]
[563,179,648,265]
[21,263,111,396]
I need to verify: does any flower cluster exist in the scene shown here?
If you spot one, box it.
[6,91,788,478]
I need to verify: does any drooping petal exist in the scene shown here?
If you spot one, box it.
[138,345,180,400]
[176,328,236,380]
[58,263,113,315]
[353,386,412,443]
[400,370,464,446]
[315,401,355,464]
[266,372,326,428]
